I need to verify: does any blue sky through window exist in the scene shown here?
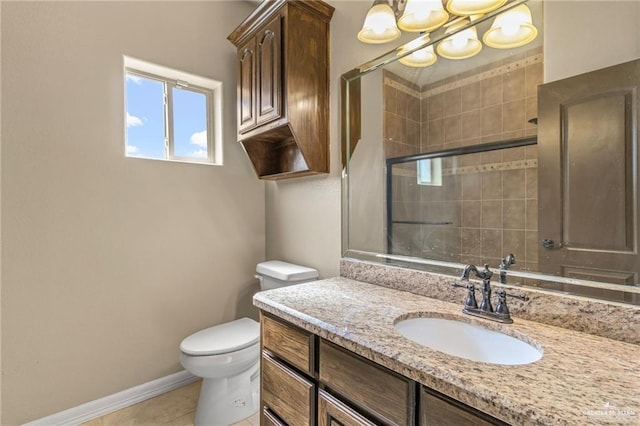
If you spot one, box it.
[126,72,208,161]
[126,74,165,159]
[173,88,207,159]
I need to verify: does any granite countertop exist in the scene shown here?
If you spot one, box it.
[253,277,640,426]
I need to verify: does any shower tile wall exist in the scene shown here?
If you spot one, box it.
[385,48,543,272]
[383,71,422,158]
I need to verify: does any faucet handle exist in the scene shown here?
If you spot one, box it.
[504,292,529,302]
[452,282,478,309]
[495,290,530,316]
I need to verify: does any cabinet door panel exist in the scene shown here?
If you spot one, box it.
[262,352,314,426]
[261,313,314,375]
[256,16,282,126]
[262,407,287,426]
[238,38,256,133]
[421,387,507,426]
[319,340,414,425]
[318,390,377,426]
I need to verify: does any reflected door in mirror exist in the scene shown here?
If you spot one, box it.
[538,59,640,296]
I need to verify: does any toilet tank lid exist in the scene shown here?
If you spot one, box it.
[180,318,259,356]
[256,260,318,281]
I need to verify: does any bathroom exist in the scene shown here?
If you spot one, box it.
[1,0,639,425]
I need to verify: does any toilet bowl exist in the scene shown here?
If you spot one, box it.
[180,318,260,426]
[180,260,318,426]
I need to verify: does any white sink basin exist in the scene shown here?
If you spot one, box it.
[394,317,542,365]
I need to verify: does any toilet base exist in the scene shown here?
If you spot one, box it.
[194,363,259,426]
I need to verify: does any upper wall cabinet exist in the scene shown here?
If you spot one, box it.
[228,0,334,180]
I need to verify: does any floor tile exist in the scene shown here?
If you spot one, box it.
[81,380,260,426]
[95,380,200,426]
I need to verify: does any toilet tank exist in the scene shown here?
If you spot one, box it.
[256,260,318,291]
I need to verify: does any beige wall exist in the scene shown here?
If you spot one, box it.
[544,1,640,83]
[1,2,262,424]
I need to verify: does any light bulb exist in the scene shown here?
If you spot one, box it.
[413,49,429,60]
[501,20,520,36]
[437,22,482,59]
[398,0,449,33]
[397,35,437,67]
[452,31,469,49]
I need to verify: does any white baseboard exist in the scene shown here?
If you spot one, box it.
[23,370,198,426]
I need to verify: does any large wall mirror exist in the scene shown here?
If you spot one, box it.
[342,0,640,305]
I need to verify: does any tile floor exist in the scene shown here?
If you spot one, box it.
[81,380,259,426]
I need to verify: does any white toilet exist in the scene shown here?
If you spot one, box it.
[179,260,318,426]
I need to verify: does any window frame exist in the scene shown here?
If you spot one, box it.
[123,56,223,165]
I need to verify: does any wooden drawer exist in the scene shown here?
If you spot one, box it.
[319,340,415,425]
[421,387,508,426]
[262,407,286,426]
[318,389,377,426]
[262,351,315,426]
[261,313,314,375]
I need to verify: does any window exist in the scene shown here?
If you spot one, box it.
[417,158,443,186]
[124,56,222,165]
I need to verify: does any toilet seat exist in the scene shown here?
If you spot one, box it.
[180,317,259,356]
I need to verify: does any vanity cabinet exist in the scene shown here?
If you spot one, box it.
[228,0,334,180]
[259,312,507,426]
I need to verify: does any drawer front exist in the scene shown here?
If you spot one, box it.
[262,407,286,426]
[319,340,414,425]
[261,313,314,375]
[318,389,377,426]
[262,352,314,426]
[421,387,507,426]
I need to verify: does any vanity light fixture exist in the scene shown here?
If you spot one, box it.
[446,0,507,15]
[357,0,401,44]
[397,0,449,33]
[482,4,538,48]
[398,34,438,67]
[436,17,483,59]
[360,0,538,67]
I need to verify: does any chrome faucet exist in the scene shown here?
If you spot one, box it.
[498,253,516,284]
[452,264,529,324]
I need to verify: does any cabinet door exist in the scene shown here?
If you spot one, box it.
[421,387,507,426]
[256,16,282,126]
[263,407,287,426]
[262,352,314,426]
[318,390,377,426]
[237,37,256,133]
[319,340,415,425]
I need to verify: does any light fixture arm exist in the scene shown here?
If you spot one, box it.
[383,0,408,18]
